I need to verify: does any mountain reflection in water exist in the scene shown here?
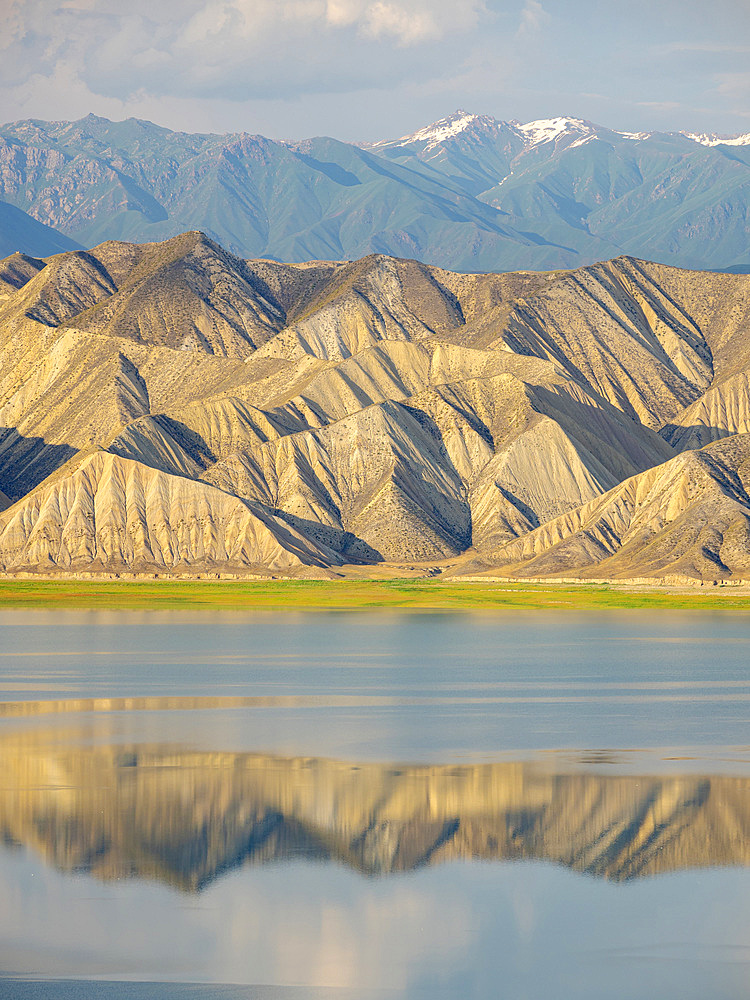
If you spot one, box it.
[2,729,749,890]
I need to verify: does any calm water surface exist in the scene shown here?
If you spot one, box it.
[1,609,749,999]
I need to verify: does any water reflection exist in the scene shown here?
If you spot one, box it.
[2,728,749,890]
[3,609,750,996]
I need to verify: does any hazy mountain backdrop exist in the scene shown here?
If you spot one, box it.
[0,200,83,259]
[0,111,749,272]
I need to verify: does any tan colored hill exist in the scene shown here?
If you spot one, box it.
[0,450,338,574]
[664,371,750,451]
[1,234,749,578]
[460,434,750,580]
[1,733,748,887]
[0,251,46,298]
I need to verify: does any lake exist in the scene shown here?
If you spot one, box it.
[1,609,750,999]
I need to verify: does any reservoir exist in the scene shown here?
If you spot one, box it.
[1,609,750,999]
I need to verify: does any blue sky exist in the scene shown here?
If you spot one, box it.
[1,0,748,140]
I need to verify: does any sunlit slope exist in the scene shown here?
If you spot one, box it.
[463,435,750,580]
[0,451,339,574]
[1,235,749,577]
[1,736,749,886]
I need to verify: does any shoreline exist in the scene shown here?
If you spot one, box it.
[2,577,750,610]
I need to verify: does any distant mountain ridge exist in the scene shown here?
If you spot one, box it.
[0,200,83,259]
[372,109,750,151]
[0,111,748,272]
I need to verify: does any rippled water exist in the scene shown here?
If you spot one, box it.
[1,609,750,999]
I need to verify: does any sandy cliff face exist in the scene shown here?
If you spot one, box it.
[1,235,749,578]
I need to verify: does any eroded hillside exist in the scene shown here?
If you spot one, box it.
[1,233,749,580]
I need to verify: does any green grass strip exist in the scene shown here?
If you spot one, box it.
[1,578,750,610]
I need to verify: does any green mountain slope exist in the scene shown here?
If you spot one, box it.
[1,112,749,271]
[374,116,750,272]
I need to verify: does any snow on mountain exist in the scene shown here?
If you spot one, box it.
[372,113,750,154]
[515,117,597,148]
[371,112,603,153]
[379,113,634,153]
[370,110,500,150]
[682,131,750,147]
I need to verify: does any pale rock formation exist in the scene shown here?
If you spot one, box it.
[0,450,338,573]
[664,371,750,450]
[1,234,750,577]
[466,435,750,580]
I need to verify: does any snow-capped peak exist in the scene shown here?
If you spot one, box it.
[371,110,498,150]
[516,117,595,147]
[682,131,750,147]
[369,111,750,155]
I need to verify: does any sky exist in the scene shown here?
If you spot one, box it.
[0,0,749,141]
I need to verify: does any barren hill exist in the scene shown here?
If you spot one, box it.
[1,233,749,580]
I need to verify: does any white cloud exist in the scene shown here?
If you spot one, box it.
[516,0,548,39]
[0,0,486,110]
[0,0,748,139]
[325,0,483,42]
[715,71,750,102]
[637,100,682,110]
[362,3,440,44]
[325,0,359,26]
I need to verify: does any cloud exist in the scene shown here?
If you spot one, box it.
[0,0,487,107]
[516,0,548,38]
[1,0,748,139]
[654,41,750,55]
[715,71,750,102]
[323,0,444,42]
[637,101,683,111]
[362,2,440,44]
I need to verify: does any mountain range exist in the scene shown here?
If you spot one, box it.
[0,200,82,260]
[0,111,749,272]
[2,233,750,581]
